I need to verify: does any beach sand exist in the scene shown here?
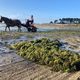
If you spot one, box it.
[0,31,80,80]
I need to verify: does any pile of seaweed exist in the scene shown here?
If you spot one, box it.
[11,38,80,72]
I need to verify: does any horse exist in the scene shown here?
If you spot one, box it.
[0,16,22,32]
[0,16,37,32]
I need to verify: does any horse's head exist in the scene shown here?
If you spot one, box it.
[0,16,2,22]
[0,16,10,23]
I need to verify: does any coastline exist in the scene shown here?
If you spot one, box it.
[35,23,80,28]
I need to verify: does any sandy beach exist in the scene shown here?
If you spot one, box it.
[0,30,80,80]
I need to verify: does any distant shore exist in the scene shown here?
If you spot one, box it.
[1,23,80,30]
[35,23,80,28]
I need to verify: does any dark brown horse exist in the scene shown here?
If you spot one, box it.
[0,16,22,31]
[0,16,37,32]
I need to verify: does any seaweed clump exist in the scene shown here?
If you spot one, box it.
[11,38,80,72]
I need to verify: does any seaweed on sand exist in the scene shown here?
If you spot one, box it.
[10,38,80,72]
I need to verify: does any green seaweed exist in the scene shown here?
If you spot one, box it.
[11,38,80,72]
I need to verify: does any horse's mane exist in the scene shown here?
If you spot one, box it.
[1,16,21,22]
[1,16,10,20]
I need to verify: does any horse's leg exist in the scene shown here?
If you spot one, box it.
[18,28,19,32]
[5,26,7,31]
[17,26,19,32]
[18,26,21,32]
[25,26,29,32]
[8,27,10,31]
[19,27,21,32]
[25,27,28,32]
[17,27,19,32]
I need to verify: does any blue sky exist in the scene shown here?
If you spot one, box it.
[0,0,80,23]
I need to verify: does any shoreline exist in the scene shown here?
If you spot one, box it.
[35,23,80,28]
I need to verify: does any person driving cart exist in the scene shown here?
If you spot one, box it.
[26,15,34,27]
